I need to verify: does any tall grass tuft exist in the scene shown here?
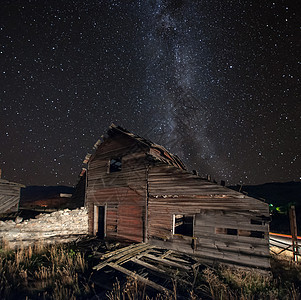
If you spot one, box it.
[198,263,301,300]
[0,242,89,300]
[106,276,179,300]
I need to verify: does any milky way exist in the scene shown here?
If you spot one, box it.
[1,0,300,186]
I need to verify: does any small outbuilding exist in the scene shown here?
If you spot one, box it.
[0,175,24,213]
[85,124,270,269]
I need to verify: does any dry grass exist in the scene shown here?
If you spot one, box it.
[106,277,191,300]
[105,256,301,300]
[196,259,301,300]
[107,277,149,300]
[1,241,300,300]
[0,241,90,300]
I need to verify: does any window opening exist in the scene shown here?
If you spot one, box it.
[216,227,265,239]
[215,227,237,236]
[250,231,265,238]
[173,214,193,237]
[226,228,238,235]
[251,219,262,225]
[109,158,122,173]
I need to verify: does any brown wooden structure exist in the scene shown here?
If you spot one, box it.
[85,124,270,269]
[0,178,24,213]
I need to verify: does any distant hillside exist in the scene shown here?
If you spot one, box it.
[228,181,301,234]
[20,185,75,210]
[21,186,74,202]
[228,181,301,207]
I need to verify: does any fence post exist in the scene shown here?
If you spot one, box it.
[289,205,299,262]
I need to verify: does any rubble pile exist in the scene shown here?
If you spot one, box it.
[0,207,88,247]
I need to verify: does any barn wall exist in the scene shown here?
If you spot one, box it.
[147,165,270,269]
[86,134,148,242]
[86,187,144,242]
[0,180,22,213]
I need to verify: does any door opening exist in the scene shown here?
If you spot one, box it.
[95,205,105,238]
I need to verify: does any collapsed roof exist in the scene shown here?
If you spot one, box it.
[86,123,186,170]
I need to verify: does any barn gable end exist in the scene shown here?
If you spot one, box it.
[86,127,149,242]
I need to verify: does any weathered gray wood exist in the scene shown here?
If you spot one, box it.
[131,257,167,274]
[131,257,191,286]
[160,250,173,259]
[94,243,152,270]
[143,254,190,270]
[100,243,139,260]
[114,245,153,265]
[150,238,270,269]
[0,179,24,213]
[107,262,171,293]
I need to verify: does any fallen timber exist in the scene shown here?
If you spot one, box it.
[93,243,199,293]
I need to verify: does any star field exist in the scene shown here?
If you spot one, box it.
[1,0,300,186]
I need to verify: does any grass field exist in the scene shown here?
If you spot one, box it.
[0,240,300,299]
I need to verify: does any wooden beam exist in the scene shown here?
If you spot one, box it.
[131,258,191,286]
[289,206,299,262]
[143,254,190,270]
[160,250,173,259]
[107,262,171,294]
[100,243,143,260]
[114,244,152,265]
[131,257,167,274]
[94,243,153,270]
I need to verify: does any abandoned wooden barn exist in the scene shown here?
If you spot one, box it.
[85,124,270,269]
[0,173,25,213]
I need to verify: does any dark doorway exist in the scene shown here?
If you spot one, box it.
[97,206,105,238]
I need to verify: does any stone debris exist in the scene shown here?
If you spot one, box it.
[15,216,23,224]
[0,207,88,248]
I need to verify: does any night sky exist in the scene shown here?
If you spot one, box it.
[1,1,300,187]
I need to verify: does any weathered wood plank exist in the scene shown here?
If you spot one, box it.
[131,257,167,274]
[107,262,171,293]
[94,243,151,270]
[131,257,191,286]
[143,254,190,270]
